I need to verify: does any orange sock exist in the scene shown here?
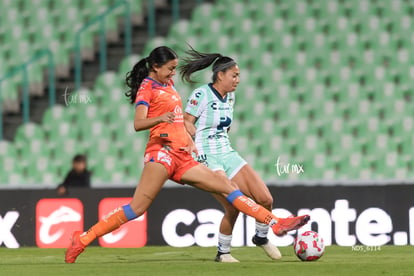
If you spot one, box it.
[79,207,128,246]
[227,190,278,226]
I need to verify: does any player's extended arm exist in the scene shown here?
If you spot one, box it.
[134,105,175,131]
[184,131,198,156]
[184,112,197,139]
[180,112,198,155]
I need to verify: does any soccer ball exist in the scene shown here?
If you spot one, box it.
[294,231,325,261]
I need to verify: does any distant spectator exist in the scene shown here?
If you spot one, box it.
[56,154,91,196]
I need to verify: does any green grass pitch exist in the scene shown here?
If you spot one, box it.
[0,246,412,276]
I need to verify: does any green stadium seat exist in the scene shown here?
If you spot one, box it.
[46,120,78,153]
[0,141,19,184]
[107,104,134,135]
[0,140,16,157]
[168,20,193,44]
[91,154,125,184]
[94,71,123,100]
[1,79,19,112]
[50,137,84,177]
[4,170,24,187]
[191,3,217,31]
[86,137,118,170]
[143,37,166,56]
[2,0,414,185]
[77,119,111,149]
[81,0,110,21]
[398,136,414,164]
[1,0,137,110]
[25,155,54,185]
[42,105,72,132]
[14,122,45,149]
[118,54,140,80]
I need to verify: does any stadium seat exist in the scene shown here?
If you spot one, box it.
[2,0,414,186]
[118,54,141,80]
[14,123,45,150]
[1,0,143,110]
[0,141,18,185]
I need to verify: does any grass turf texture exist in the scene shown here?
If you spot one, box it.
[0,246,412,276]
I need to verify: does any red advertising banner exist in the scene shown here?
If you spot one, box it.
[98,197,147,248]
[36,198,84,248]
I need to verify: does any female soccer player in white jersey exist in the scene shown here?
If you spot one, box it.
[180,48,282,262]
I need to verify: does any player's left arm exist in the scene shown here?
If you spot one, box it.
[227,92,235,133]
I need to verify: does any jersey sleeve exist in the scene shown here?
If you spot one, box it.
[185,88,207,118]
[134,81,152,108]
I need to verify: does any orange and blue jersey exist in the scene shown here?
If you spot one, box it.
[134,77,189,151]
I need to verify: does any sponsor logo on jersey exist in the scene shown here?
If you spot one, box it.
[189,99,198,106]
[157,150,172,166]
[210,102,230,110]
[196,154,209,167]
[174,105,184,122]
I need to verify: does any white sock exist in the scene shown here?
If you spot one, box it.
[218,233,232,253]
[255,221,269,238]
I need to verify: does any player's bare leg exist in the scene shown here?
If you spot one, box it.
[65,162,168,263]
[232,164,282,260]
[181,164,310,238]
[211,191,240,262]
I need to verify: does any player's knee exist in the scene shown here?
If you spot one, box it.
[256,196,273,210]
[228,179,239,190]
[216,174,239,193]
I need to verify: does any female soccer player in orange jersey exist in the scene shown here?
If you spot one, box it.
[65,46,309,263]
[180,48,282,262]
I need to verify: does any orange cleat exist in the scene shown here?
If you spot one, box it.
[271,215,310,237]
[65,231,86,263]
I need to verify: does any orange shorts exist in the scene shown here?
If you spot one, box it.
[144,147,199,183]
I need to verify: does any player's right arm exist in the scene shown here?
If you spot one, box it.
[184,87,207,137]
[133,80,175,132]
[134,105,174,131]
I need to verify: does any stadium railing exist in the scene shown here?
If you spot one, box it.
[0,0,134,140]
[0,0,205,140]
[74,0,132,90]
[0,49,55,140]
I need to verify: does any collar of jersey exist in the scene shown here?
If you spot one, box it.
[146,77,168,87]
[208,83,227,103]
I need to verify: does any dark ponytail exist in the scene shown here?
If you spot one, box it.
[179,46,236,83]
[125,46,178,104]
[125,58,148,104]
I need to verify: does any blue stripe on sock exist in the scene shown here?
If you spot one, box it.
[122,204,138,221]
[226,190,243,203]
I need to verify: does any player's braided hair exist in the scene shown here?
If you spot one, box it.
[179,45,236,83]
[125,46,178,104]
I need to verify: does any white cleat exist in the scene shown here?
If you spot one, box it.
[258,241,282,260]
[252,236,282,260]
[215,253,240,263]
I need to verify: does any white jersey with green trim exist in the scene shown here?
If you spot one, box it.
[185,83,235,156]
